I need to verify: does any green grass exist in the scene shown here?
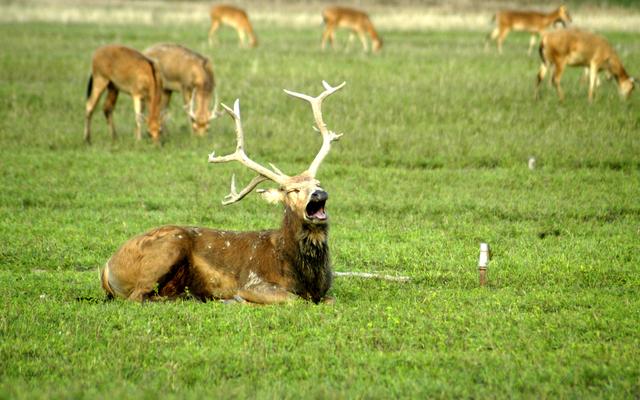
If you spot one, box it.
[1,19,639,398]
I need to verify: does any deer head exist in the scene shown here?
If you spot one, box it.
[208,80,346,225]
[187,89,223,136]
[556,5,572,27]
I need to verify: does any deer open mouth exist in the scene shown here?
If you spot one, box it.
[305,199,327,222]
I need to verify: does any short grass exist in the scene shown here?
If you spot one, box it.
[1,19,639,399]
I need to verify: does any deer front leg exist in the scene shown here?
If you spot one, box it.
[358,31,369,52]
[103,87,119,141]
[588,63,598,103]
[208,19,220,47]
[132,95,144,140]
[321,24,336,50]
[497,28,509,54]
[552,62,566,101]
[527,35,537,56]
[236,288,297,304]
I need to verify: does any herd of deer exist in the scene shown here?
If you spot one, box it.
[93,4,635,305]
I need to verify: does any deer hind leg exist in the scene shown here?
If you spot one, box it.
[208,19,220,46]
[84,75,109,144]
[103,84,119,141]
[107,227,195,301]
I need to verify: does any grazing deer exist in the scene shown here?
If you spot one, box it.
[321,6,382,53]
[535,29,635,102]
[208,4,258,48]
[100,81,346,304]
[487,5,571,55]
[84,44,163,144]
[144,43,222,136]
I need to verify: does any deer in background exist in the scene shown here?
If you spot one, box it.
[84,45,163,144]
[208,4,258,48]
[535,29,635,102]
[101,81,346,304]
[487,5,571,55]
[144,43,222,136]
[321,6,383,53]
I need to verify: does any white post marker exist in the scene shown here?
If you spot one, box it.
[478,243,491,287]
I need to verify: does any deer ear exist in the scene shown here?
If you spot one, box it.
[258,188,285,204]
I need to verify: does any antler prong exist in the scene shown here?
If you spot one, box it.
[284,80,346,177]
[186,88,197,121]
[269,163,285,176]
[209,89,224,121]
[222,175,268,205]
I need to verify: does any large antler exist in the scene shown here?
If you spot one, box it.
[283,80,346,177]
[208,99,289,205]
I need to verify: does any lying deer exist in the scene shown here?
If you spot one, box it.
[487,5,571,55]
[144,43,221,136]
[535,29,635,102]
[321,6,383,53]
[208,4,258,48]
[84,44,163,144]
[100,81,346,304]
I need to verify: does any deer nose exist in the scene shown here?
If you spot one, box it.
[311,190,328,202]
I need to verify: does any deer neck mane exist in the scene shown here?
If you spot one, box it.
[279,205,332,303]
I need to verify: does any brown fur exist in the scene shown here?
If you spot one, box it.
[208,5,258,48]
[536,29,635,102]
[84,44,163,144]
[487,5,571,55]
[144,43,218,136]
[102,188,332,304]
[322,6,382,53]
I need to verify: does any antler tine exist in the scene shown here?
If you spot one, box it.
[208,99,289,204]
[222,175,269,205]
[283,80,346,177]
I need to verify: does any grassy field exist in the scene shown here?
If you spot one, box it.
[1,15,639,399]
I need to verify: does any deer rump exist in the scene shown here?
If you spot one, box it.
[101,81,345,305]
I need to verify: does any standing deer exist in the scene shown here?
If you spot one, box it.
[208,4,258,48]
[84,44,163,144]
[535,29,635,102]
[144,43,222,136]
[321,6,383,53]
[487,5,571,55]
[100,81,346,304]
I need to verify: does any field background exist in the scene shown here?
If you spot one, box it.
[1,0,639,398]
